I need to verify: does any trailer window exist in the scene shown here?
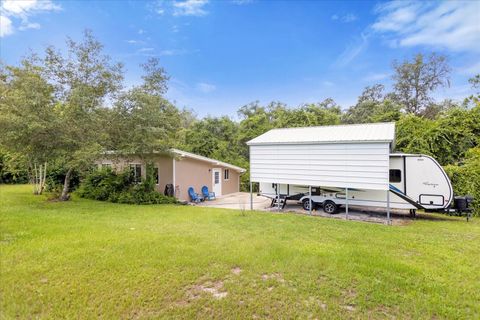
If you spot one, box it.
[389,169,402,183]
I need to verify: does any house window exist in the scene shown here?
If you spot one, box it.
[214,171,220,184]
[389,169,402,183]
[154,167,159,185]
[224,169,230,180]
[129,164,142,183]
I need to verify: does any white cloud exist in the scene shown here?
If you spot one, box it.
[159,49,187,56]
[126,39,145,44]
[458,61,480,76]
[2,0,60,15]
[335,32,370,67]
[0,0,60,37]
[322,80,334,87]
[138,47,154,52]
[147,0,166,15]
[125,47,188,58]
[196,82,216,93]
[148,0,209,17]
[362,72,389,82]
[372,1,480,52]
[173,0,208,17]
[331,13,357,23]
[231,0,253,5]
[342,13,357,23]
[0,15,13,37]
[19,22,40,30]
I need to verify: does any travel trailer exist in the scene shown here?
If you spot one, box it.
[259,153,453,214]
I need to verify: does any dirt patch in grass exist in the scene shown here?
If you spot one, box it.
[231,266,242,275]
[340,288,357,312]
[182,279,228,303]
[304,297,327,310]
[261,273,285,283]
[342,304,356,312]
[343,288,357,299]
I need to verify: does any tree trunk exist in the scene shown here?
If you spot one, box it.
[33,163,39,195]
[40,162,47,194]
[38,164,43,194]
[60,168,73,201]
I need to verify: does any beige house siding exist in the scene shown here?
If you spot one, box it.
[95,155,146,178]
[174,157,212,201]
[95,155,173,192]
[222,168,240,195]
[155,155,173,193]
[96,152,244,202]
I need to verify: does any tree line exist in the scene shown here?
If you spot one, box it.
[1,31,479,211]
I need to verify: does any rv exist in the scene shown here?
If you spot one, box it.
[260,153,453,214]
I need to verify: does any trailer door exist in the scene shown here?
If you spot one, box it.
[389,156,404,193]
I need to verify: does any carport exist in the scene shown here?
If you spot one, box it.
[246,123,396,224]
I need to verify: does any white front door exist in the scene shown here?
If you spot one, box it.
[212,168,222,196]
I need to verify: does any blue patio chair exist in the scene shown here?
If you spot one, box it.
[188,187,204,203]
[202,186,216,200]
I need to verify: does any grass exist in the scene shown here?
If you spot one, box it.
[1,184,479,319]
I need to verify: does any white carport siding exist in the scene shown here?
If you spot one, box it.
[249,143,390,190]
[247,122,396,222]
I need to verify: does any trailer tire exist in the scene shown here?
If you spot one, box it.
[323,200,338,214]
[302,199,315,211]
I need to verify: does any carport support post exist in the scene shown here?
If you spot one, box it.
[345,188,349,220]
[277,183,281,212]
[249,181,253,211]
[387,189,391,225]
[309,186,312,215]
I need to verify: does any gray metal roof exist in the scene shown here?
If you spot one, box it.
[247,122,395,145]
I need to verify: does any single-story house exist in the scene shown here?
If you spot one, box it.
[96,149,246,201]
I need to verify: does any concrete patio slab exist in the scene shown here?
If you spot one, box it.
[196,192,271,210]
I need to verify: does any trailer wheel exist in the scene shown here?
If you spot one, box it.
[323,200,338,214]
[302,199,315,211]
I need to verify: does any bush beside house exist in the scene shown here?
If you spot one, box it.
[77,168,176,205]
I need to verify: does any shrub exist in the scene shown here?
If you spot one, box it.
[444,147,480,216]
[0,151,29,184]
[77,167,176,205]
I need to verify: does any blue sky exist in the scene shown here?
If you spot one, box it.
[1,0,479,118]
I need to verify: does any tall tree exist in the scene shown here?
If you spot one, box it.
[357,84,385,104]
[0,60,58,194]
[43,30,124,200]
[343,85,401,124]
[392,53,450,114]
[106,58,180,158]
[464,74,480,106]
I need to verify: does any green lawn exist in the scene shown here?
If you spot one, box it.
[1,185,479,319]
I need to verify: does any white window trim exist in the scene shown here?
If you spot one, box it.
[224,169,230,181]
[129,163,142,183]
